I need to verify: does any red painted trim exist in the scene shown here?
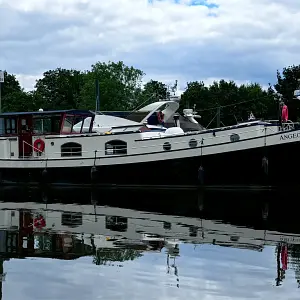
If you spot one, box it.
[60,113,66,134]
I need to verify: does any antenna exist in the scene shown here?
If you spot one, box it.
[294,79,300,100]
[95,79,100,112]
[173,80,178,96]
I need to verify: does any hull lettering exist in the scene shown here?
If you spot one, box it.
[280,132,300,140]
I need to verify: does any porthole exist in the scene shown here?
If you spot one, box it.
[230,133,240,142]
[230,236,239,242]
[189,139,198,148]
[163,142,171,151]
[189,226,198,237]
[163,222,171,230]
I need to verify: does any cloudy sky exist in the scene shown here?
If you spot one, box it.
[0,0,300,91]
[3,244,300,299]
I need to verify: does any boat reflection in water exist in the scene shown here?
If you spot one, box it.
[0,185,300,299]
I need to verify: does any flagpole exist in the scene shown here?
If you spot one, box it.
[0,70,4,114]
[0,82,2,114]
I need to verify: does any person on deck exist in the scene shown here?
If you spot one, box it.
[281,103,289,122]
[157,111,165,127]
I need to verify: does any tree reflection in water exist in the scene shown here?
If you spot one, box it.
[93,248,143,266]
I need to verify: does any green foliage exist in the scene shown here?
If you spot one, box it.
[274,65,300,121]
[0,71,22,96]
[137,80,169,108]
[93,247,143,266]
[34,68,85,110]
[0,71,44,112]
[181,79,277,127]
[79,61,145,111]
[3,91,38,112]
[0,71,22,112]
[2,62,300,125]
[274,65,300,101]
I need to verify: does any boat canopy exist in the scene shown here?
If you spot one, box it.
[138,101,180,123]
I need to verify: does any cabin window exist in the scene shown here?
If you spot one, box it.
[105,216,128,232]
[33,117,60,135]
[0,118,4,135]
[72,116,84,133]
[105,140,127,155]
[163,222,172,230]
[61,142,82,157]
[61,116,74,134]
[61,115,93,134]
[72,116,92,133]
[61,212,83,227]
[230,236,239,242]
[5,118,17,134]
[189,226,198,237]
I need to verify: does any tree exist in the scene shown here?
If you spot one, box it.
[235,82,276,122]
[34,68,85,110]
[79,61,145,111]
[274,65,300,101]
[274,65,300,121]
[2,91,38,112]
[2,62,294,119]
[0,71,22,97]
[137,80,168,107]
[181,80,276,127]
[93,248,143,266]
[0,71,37,112]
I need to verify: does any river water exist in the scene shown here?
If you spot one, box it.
[0,185,299,299]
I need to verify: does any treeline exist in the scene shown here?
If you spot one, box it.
[1,61,300,127]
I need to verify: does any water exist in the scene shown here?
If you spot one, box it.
[0,185,299,299]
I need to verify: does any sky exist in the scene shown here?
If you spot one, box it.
[3,244,300,299]
[1,185,300,299]
[0,0,300,92]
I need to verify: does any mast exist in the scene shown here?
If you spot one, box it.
[276,244,282,286]
[294,79,300,100]
[0,258,5,300]
[95,79,100,112]
[0,259,2,300]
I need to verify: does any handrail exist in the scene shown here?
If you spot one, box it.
[22,140,43,159]
[278,120,296,132]
[15,123,299,161]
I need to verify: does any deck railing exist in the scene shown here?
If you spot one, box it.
[22,140,43,159]
[17,123,300,160]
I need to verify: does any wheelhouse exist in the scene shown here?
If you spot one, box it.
[0,109,95,136]
[0,109,95,157]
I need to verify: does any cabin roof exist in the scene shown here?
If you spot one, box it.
[0,109,95,117]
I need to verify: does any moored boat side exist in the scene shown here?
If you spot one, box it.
[0,101,300,186]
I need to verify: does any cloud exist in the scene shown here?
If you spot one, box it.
[0,0,300,91]
[3,244,300,299]
[15,74,41,91]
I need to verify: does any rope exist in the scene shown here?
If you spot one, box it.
[124,94,156,118]
[196,96,271,113]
